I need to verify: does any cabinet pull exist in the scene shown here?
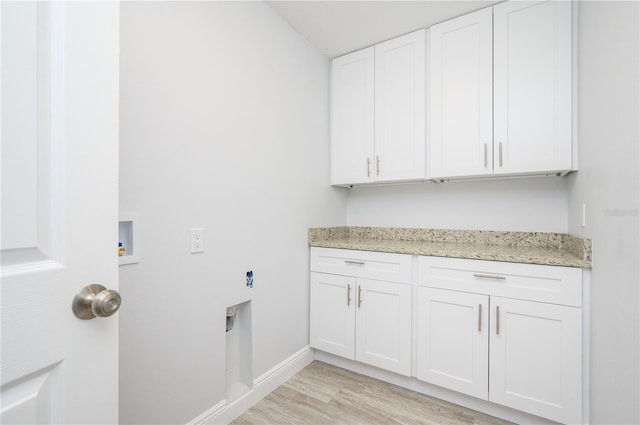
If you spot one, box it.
[367,157,371,177]
[473,273,506,281]
[478,304,482,332]
[484,143,488,168]
[357,285,362,308]
[499,142,503,167]
[344,260,365,265]
[496,305,500,335]
[347,284,352,307]
[376,156,380,176]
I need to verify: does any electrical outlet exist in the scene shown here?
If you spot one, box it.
[190,228,205,253]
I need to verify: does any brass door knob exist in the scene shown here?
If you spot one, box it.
[72,284,121,320]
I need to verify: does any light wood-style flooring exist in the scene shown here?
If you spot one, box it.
[231,361,513,425]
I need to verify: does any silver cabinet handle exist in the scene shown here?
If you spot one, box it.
[478,303,482,332]
[499,142,503,167]
[496,305,500,335]
[347,284,352,307]
[484,143,488,168]
[357,285,362,308]
[473,273,506,280]
[344,260,365,265]
[376,156,380,176]
[367,157,371,177]
[73,284,121,320]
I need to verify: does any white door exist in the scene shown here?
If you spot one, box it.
[416,287,489,399]
[1,2,120,424]
[355,279,411,376]
[493,0,572,174]
[330,47,375,186]
[374,29,426,182]
[309,272,356,359]
[489,297,582,424]
[429,7,493,179]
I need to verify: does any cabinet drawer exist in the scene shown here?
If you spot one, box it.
[418,256,582,307]
[311,247,412,284]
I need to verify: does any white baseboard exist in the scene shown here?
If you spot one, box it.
[186,400,227,425]
[186,346,314,425]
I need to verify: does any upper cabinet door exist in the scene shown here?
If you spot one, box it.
[494,0,572,174]
[429,8,493,179]
[374,29,426,182]
[330,47,375,185]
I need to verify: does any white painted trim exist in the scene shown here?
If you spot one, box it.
[186,346,314,425]
[581,268,591,425]
[571,0,580,171]
[252,346,313,389]
[184,400,226,425]
[1,259,63,278]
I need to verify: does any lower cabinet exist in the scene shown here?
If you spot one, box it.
[310,272,412,376]
[488,296,582,423]
[309,272,355,359]
[310,248,412,376]
[309,248,584,424]
[355,278,412,375]
[416,287,489,399]
[417,256,583,424]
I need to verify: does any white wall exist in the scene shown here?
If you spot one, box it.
[119,1,639,424]
[567,2,639,423]
[347,178,569,232]
[118,2,346,423]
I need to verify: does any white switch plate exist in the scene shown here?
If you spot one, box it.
[582,204,586,228]
[190,228,205,253]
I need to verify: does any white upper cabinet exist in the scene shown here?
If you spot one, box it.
[330,30,426,186]
[374,30,426,182]
[494,0,573,174]
[333,0,573,183]
[330,47,375,185]
[429,0,573,179]
[429,7,493,179]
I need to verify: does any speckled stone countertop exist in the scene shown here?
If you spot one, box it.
[308,227,592,268]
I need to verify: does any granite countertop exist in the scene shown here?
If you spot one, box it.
[308,227,592,268]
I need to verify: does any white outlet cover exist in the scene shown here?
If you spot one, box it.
[190,228,205,253]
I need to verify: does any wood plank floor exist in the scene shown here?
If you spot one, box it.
[231,361,514,425]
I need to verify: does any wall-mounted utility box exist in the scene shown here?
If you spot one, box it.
[226,300,252,403]
[119,213,139,265]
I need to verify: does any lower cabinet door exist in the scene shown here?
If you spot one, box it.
[489,297,582,424]
[355,279,412,376]
[416,287,489,399]
[310,272,355,359]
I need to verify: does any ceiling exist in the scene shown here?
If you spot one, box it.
[266,1,501,58]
